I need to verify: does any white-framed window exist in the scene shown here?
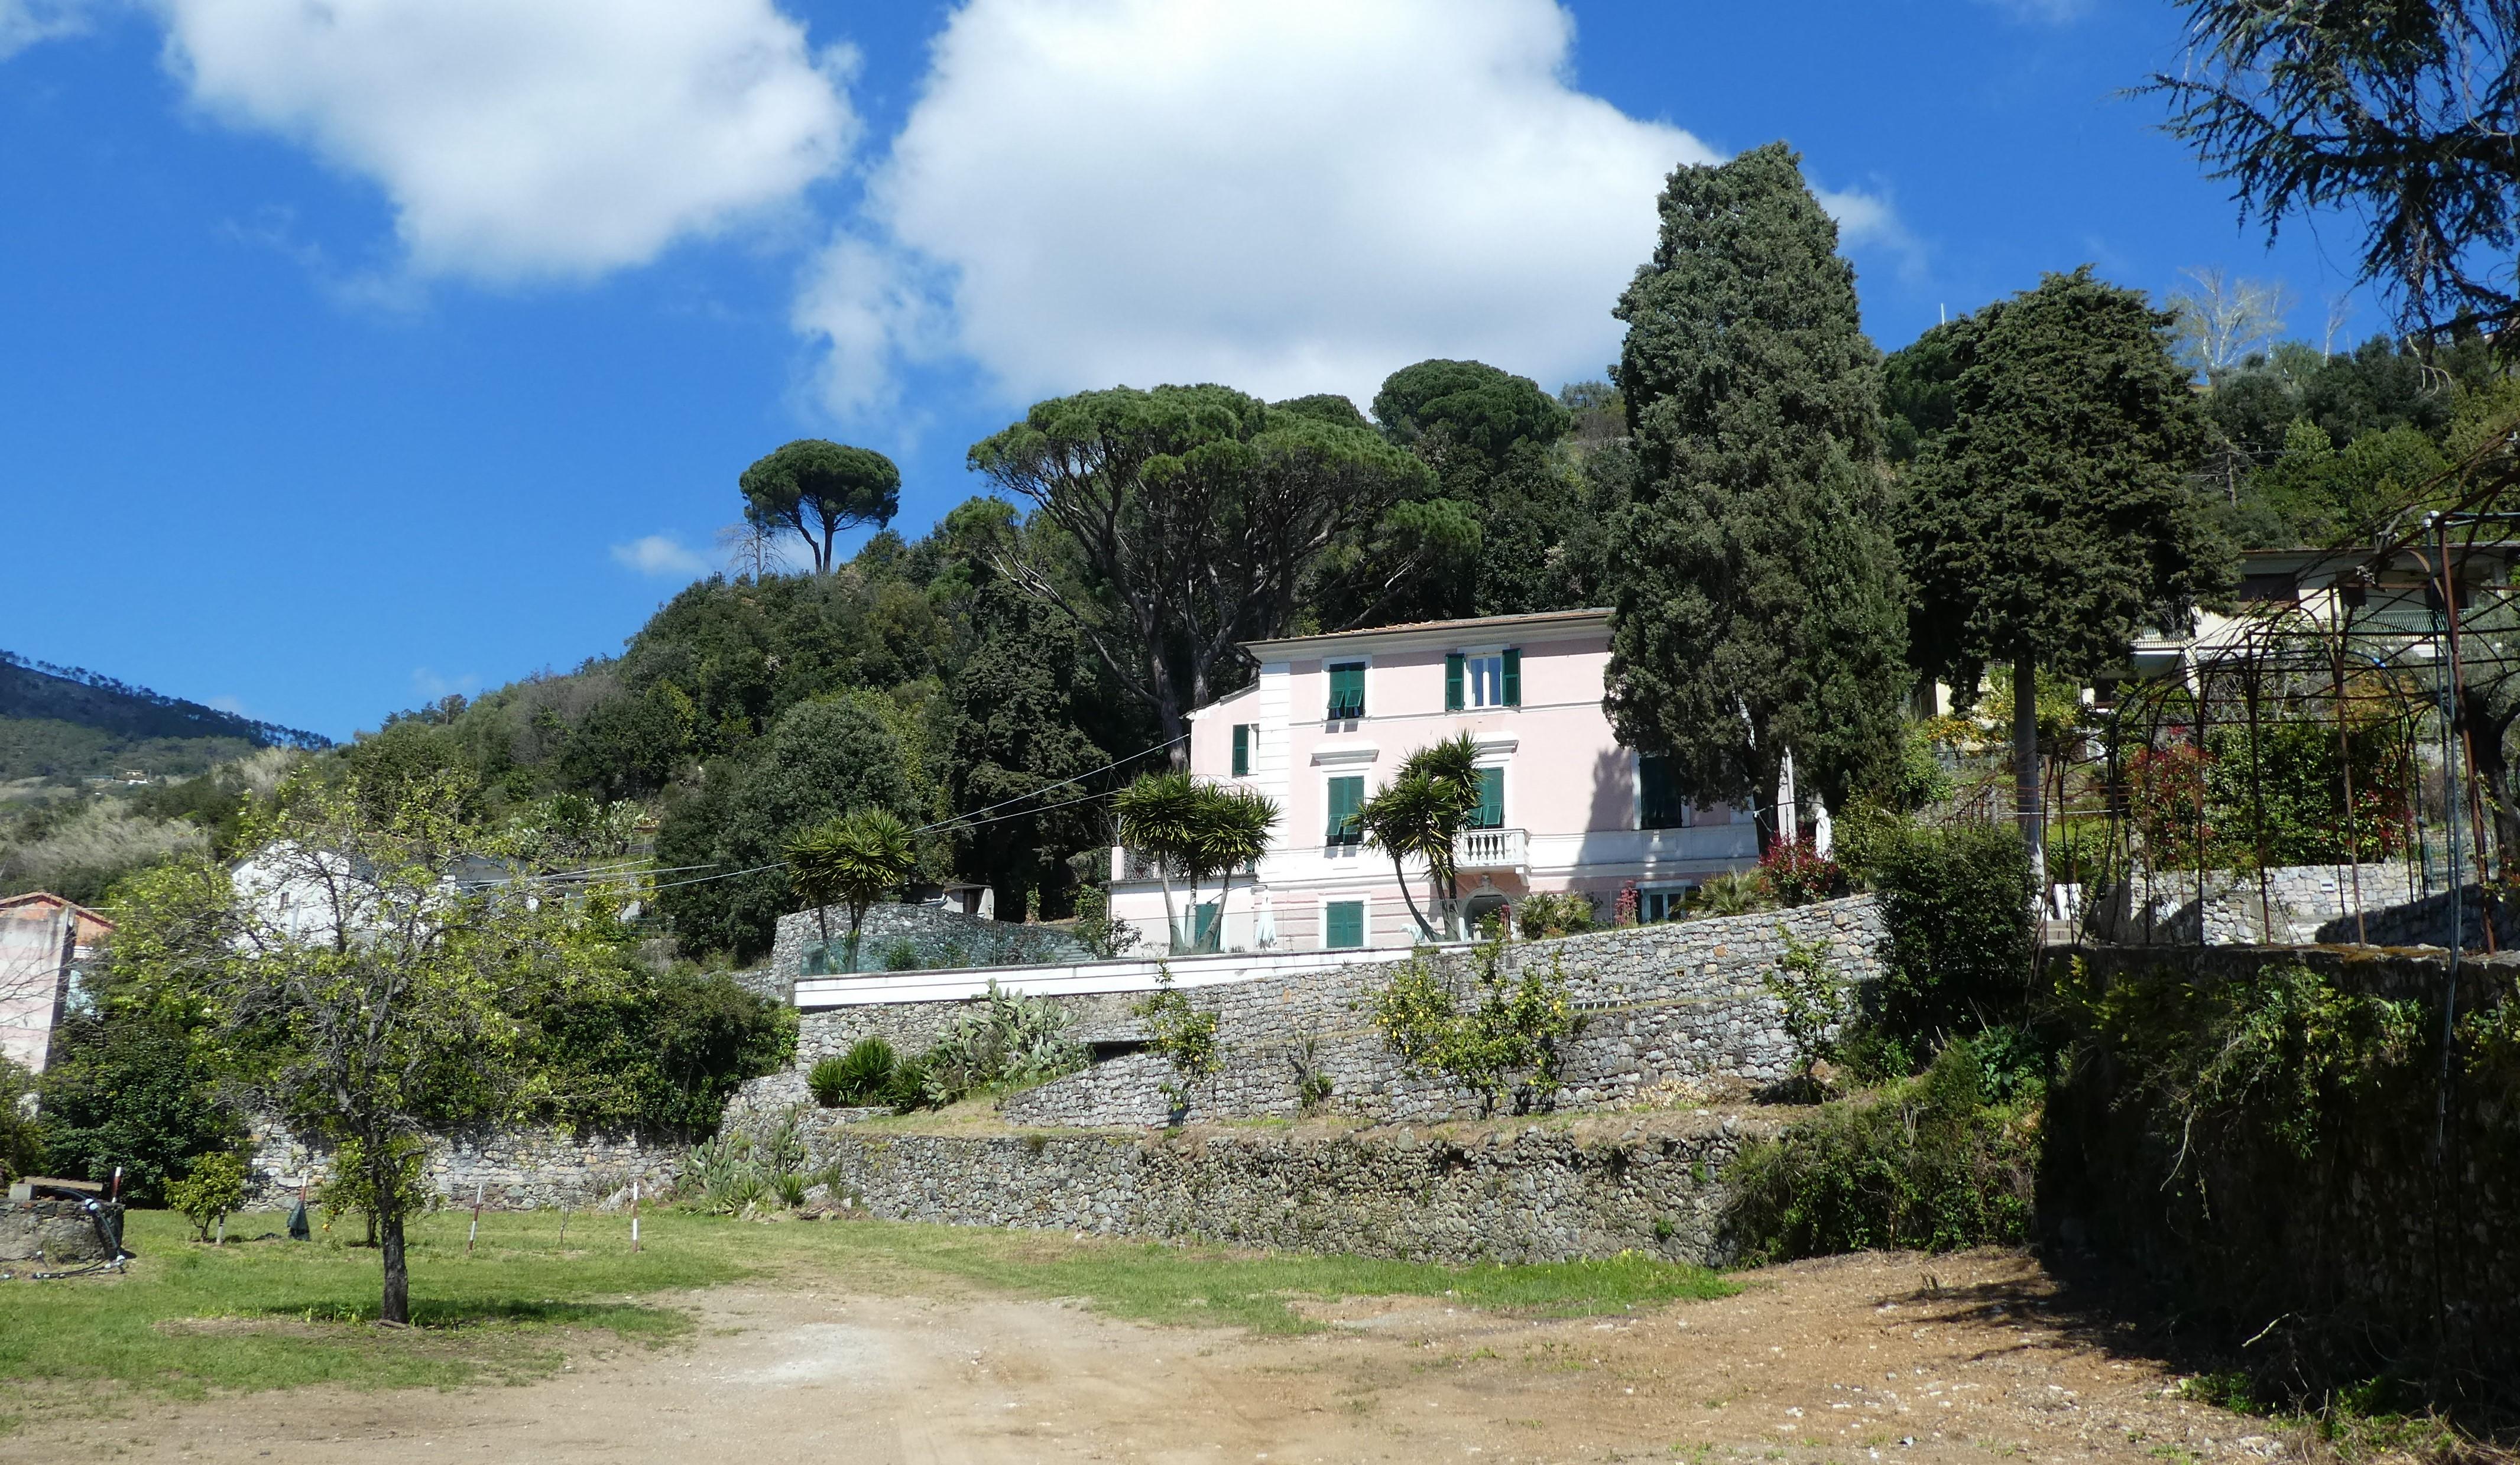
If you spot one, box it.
[1465,654,1506,708]
[1636,883,1693,924]
[1320,894,1370,950]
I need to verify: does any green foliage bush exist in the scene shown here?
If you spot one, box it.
[165,1151,249,1243]
[910,980,1087,1107]
[1132,970,1221,1110]
[1514,891,1596,940]
[1760,925,1848,1079]
[2061,958,2421,1161]
[37,1002,242,1206]
[1371,941,1578,1116]
[521,966,796,1135]
[680,1108,811,1216]
[808,1038,897,1108]
[0,1057,45,1184]
[1724,1037,2040,1263]
[1854,818,2036,1061]
[316,1136,430,1245]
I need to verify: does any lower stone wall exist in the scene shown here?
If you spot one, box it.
[2043,941,2520,1396]
[808,1115,1775,1266]
[244,1118,686,1212]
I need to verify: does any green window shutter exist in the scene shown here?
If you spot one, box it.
[1194,901,1221,948]
[1444,653,1464,711]
[1325,900,1365,949]
[1474,766,1504,829]
[1232,723,1251,777]
[1328,663,1364,719]
[1501,648,1521,707]
[1327,775,1364,844]
[1639,753,1683,829]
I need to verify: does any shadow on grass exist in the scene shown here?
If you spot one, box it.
[241,1297,689,1339]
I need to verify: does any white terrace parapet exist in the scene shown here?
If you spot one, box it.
[790,939,1478,1011]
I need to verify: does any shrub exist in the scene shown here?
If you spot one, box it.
[1723,1039,2039,1264]
[1757,836,1844,907]
[881,940,921,972]
[1861,818,2036,1052]
[914,980,1087,1106]
[682,1107,810,1214]
[36,1004,242,1206]
[1516,891,1597,940]
[1070,881,1140,959]
[0,1058,45,1186]
[166,1151,249,1243]
[1371,941,1580,1116]
[1694,870,1769,917]
[316,1135,429,1246]
[1132,969,1221,1113]
[809,1038,898,1107]
[1760,925,1847,1080]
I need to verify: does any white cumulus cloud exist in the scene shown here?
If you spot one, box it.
[611,533,709,579]
[800,0,1743,422]
[157,0,858,281]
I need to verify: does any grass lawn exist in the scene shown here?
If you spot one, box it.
[0,1207,1735,1410]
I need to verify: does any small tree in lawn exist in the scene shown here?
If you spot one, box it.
[786,808,919,974]
[166,1151,247,1245]
[1354,735,1483,940]
[108,769,633,1325]
[1180,785,1280,953]
[1115,772,1201,953]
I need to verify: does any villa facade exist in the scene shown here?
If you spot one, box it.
[1105,609,1757,953]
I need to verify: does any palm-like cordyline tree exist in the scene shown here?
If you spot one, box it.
[1182,786,1280,952]
[786,808,919,974]
[1355,734,1483,940]
[1114,772,1201,952]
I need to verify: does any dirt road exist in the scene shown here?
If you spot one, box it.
[9,1250,2271,1464]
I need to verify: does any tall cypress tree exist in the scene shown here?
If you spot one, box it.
[1603,143,1911,848]
[1898,267,2226,876]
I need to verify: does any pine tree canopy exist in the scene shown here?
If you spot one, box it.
[1898,266,2229,691]
[1601,141,1911,825]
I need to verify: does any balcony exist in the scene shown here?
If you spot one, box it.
[1454,826,1526,872]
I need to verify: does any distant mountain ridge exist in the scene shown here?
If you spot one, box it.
[0,651,330,781]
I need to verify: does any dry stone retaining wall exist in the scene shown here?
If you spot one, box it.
[752,898,1887,1128]
[809,1115,1776,1266]
[242,1118,685,1213]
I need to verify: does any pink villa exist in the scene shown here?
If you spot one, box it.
[1106,609,1758,953]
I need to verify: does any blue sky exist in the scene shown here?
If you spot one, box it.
[1,0,2384,740]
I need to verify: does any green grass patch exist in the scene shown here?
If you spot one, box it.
[0,1206,1736,1405]
[802,1223,1737,1333]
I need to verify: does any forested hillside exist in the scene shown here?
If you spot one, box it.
[346,365,1614,960]
[0,652,329,781]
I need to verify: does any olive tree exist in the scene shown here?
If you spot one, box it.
[109,770,633,1324]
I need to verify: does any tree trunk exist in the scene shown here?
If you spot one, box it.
[377,1155,410,1324]
[1390,853,1436,940]
[2014,652,2047,894]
